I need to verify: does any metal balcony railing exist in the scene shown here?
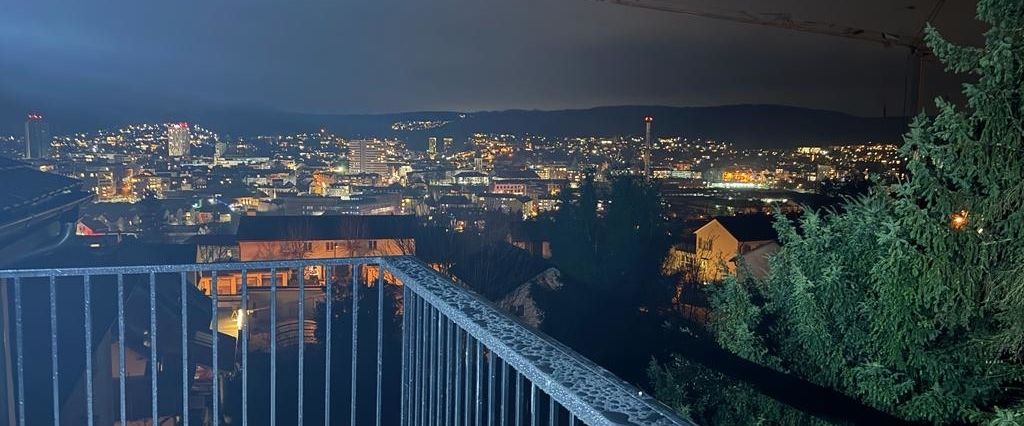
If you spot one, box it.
[0,256,690,425]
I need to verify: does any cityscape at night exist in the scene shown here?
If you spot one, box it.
[1,0,1021,425]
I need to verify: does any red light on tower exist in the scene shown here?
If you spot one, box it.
[644,116,653,123]
[27,113,43,120]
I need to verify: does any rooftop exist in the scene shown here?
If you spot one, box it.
[704,214,779,242]
[236,214,418,241]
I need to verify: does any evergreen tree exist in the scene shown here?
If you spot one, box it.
[669,1,1024,422]
[550,175,601,285]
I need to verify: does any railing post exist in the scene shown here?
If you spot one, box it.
[297,271,305,426]
[375,266,384,426]
[475,340,483,425]
[49,276,59,426]
[454,327,462,426]
[350,263,360,426]
[445,319,454,426]
[180,272,189,426]
[270,268,277,426]
[117,274,127,425]
[241,269,249,426]
[487,349,496,426]
[323,266,332,426]
[400,284,409,426]
[13,278,23,426]
[83,275,94,426]
[211,271,219,426]
[428,305,437,426]
[149,272,159,424]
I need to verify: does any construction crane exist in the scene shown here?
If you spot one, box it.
[597,0,947,114]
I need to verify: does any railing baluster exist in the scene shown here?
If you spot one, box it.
[515,372,522,426]
[180,272,189,426]
[435,311,444,426]
[83,275,94,426]
[488,349,496,426]
[446,318,454,426]
[476,340,483,425]
[118,274,127,426]
[13,278,24,426]
[271,268,277,426]
[549,392,557,426]
[49,275,59,426]
[454,327,462,426]
[531,383,538,426]
[569,414,576,426]
[241,269,249,426]
[408,292,416,426]
[400,284,409,426]
[211,271,219,426]
[149,272,159,424]
[464,333,471,426]
[323,266,331,426]
[376,267,384,426]
[413,293,423,426]
[501,359,508,426]
[428,305,437,426]
[351,264,360,426]
[298,271,305,426]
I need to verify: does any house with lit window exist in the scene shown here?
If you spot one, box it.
[196,215,417,295]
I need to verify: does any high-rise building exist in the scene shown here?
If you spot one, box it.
[96,169,118,200]
[442,137,454,155]
[167,122,191,157]
[347,139,389,176]
[643,116,653,177]
[427,137,438,159]
[24,113,50,159]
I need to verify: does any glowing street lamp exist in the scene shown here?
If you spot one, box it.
[950,210,969,230]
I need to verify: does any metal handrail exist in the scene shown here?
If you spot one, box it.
[0,255,690,425]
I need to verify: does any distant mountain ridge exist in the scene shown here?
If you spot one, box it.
[0,103,908,149]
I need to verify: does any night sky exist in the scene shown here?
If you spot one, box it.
[2,0,983,126]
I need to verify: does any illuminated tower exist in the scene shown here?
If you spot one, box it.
[427,137,438,159]
[24,112,50,159]
[643,116,653,177]
[167,122,191,158]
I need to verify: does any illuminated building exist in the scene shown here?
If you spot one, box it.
[347,139,389,176]
[695,215,779,282]
[643,116,653,177]
[167,122,191,157]
[24,112,50,159]
[427,137,438,159]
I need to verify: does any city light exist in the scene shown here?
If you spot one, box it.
[950,210,969,230]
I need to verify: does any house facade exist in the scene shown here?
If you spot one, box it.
[694,215,779,282]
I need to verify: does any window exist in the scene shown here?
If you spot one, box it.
[368,240,378,250]
[326,242,337,251]
[302,241,313,252]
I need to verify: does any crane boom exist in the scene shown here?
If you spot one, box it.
[599,0,928,51]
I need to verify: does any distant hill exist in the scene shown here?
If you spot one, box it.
[0,103,908,149]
